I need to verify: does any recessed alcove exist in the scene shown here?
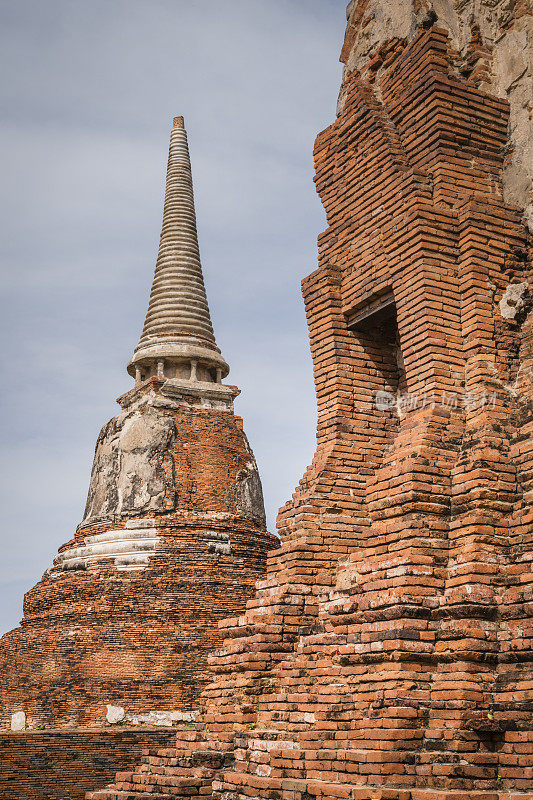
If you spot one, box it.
[347,290,407,409]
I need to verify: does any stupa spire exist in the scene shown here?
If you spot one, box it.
[127,116,229,382]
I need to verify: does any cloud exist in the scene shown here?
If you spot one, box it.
[0,0,347,633]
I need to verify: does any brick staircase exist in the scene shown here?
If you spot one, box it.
[86,728,234,800]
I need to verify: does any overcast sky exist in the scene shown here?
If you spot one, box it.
[0,0,347,634]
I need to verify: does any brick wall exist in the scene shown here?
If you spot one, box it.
[0,728,176,800]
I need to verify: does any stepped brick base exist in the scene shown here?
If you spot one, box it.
[87,728,233,800]
[87,724,533,800]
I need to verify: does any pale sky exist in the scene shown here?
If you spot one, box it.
[0,0,347,634]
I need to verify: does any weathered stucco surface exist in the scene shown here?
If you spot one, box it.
[231,463,266,521]
[341,0,533,228]
[83,408,176,523]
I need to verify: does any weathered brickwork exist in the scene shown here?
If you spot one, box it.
[0,729,176,800]
[0,391,273,726]
[88,3,533,799]
[0,117,277,731]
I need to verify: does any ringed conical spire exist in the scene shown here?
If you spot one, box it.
[127,116,229,381]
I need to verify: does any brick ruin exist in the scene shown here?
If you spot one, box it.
[0,116,276,731]
[87,1,533,799]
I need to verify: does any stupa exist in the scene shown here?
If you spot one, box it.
[0,116,276,728]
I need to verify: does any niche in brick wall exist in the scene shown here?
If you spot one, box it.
[347,291,406,444]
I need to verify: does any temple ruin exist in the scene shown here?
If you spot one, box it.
[1,0,532,798]
[87,1,533,799]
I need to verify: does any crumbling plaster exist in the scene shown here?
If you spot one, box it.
[83,408,176,523]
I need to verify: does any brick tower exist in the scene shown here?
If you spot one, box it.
[0,116,276,728]
[89,2,533,799]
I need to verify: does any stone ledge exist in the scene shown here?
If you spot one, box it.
[52,527,161,572]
